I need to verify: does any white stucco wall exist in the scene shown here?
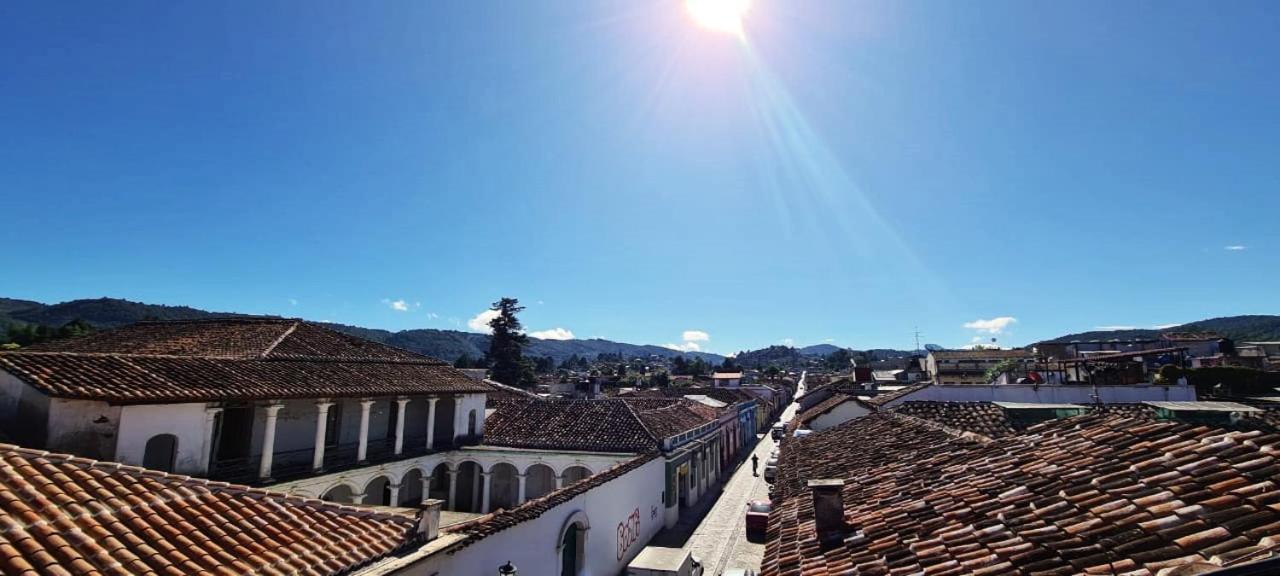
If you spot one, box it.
[390,456,667,576]
[809,401,871,431]
[881,383,1196,408]
[46,398,121,461]
[455,393,486,437]
[0,370,52,448]
[115,403,208,474]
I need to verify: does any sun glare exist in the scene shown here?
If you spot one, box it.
[685,0,751,37]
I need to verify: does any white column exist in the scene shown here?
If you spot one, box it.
[258,403,284,480]
[556,473,565,489]
[447,468,459,510]
[517,473,527,504]
[420,476,433,504]
[388,483,401,506]
[393,398,409,455]
[425,397,439,451]
[480,469,492,512]
[312,401,334,472]
[357,399,374,462]
[200,406,222,474]
[471,468,481,511]
[352,492,366,505]
[453,395,466,442]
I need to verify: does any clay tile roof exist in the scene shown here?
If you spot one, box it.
[797,394,871,427]
[0,443,417,576]
[762,412,1280,576]
[481,397,721,453]
[891,401,1022,438]
[929,349,1034,360]
[0,319,490,404]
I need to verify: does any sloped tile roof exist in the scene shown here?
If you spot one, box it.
[891,401,1021,438]
[763,412,1280,576]
[797,394,871,428]
[481,397,721,453]
[0,320,489,404]
[863,382,931,407]
[0,443,416,575]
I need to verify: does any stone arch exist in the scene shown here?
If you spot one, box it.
[364,475,393,506]
[142,434,178,472]
[467,409,478,436]
[488,462,520,511]
[399,468,425,506]
[561,465,592,486]
[556,509,590,576]
[322,482,359,503]
[525,463,556,500]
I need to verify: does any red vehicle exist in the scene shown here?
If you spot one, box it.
[745,500,772,538]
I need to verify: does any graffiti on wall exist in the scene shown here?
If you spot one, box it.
[616,508,641,560]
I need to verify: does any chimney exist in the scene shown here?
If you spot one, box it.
[416,499,444,541]
[808,479,845,543]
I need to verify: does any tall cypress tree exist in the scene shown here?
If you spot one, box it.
[487,297,529,387]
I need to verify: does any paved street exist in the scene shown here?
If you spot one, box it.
[653,373,806,575]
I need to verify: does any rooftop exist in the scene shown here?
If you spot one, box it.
[0,319,489,404]
[481,397,721,453]
[763,411,1280,576]
[0,443,417,575]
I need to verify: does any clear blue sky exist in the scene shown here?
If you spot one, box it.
[2,1,1277,354]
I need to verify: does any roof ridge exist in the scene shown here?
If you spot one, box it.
[0,349,445,365]
[620,399,662,444]
[259,320,301,359]
[0,443,418,525]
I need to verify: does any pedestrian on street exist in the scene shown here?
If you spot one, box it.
[751,454,759,477]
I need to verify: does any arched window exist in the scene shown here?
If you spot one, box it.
[143,434,178,472]
[467,409,478,436]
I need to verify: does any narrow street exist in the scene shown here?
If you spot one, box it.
[651,373,806,575]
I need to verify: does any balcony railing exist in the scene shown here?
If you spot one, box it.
[209,435,459,485]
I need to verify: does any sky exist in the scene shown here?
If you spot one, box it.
[2,1,1278,355]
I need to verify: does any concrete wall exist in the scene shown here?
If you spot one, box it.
[808,401,871,431]
[881,383,1197,408]
[115,403,207,474]
[46,398,121,461]
[397,457,667,576]
[455,393,486,438]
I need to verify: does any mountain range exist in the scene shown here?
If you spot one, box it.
[5,297,1279,364]
[0,297,725,364]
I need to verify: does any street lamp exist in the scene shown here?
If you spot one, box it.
[498,561,517,575]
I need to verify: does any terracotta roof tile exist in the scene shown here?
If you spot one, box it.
[482,397,721,453]
[0,320,489,403]
[0,443,416,575]
[762,411,1280,576]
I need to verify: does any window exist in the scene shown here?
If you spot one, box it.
[325,403,342,447]
[143,434,178,472]
[467,409,477,436]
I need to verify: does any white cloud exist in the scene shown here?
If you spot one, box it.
[530,327,575,340]
[537,300,545,305]
[426,312,440,320]
[664,342,702,352]
[1153,323,1181,330]
[824,338,834,343]
[1225,245,1247,251]
[1095,325,1137,331]
[467,309,500,332]
[782,338,794,346]
[288,298,299,307]
[682,330,710,342]
[963,317,1017,334]
[390,300,410,312]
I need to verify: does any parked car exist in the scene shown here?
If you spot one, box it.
[745,500,771,537]
[770,423,786,440]
[627,546,704,576]
[763,457,778,483]
[722,569,759,576]
[792,429,812,439]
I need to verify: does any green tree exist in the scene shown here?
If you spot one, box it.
[454,353,475,369]
[719,356,739,372]
[650,371,671,388]
[764,365,781,381]
[486,298,529,387]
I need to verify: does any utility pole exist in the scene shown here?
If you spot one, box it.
[913,327,922,356]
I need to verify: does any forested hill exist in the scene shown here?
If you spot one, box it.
[1042,315,1280,343]
[0,297,724,363]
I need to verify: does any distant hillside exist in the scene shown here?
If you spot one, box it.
[1043,315,1280,343]
[0,296,724,363]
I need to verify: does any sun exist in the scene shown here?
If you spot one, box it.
[685,0,751,37]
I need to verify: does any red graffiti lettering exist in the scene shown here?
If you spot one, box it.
[616,508,641,560]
